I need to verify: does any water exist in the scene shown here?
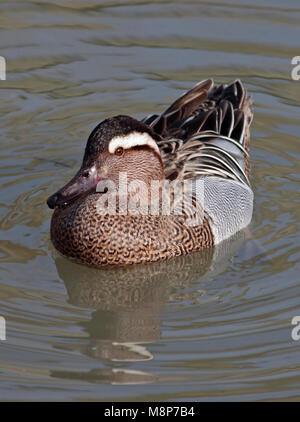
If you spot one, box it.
[0,0,299,401]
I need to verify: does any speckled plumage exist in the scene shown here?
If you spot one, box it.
[51,194,213,266]
[48,79,253,267]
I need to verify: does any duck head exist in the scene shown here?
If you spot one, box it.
[47,115,164,209]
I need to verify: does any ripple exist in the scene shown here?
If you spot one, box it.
[0,0,299,402]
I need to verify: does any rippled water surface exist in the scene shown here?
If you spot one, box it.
[0,0,300,401]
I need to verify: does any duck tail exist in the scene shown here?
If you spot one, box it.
[142,79,213,137]
[142,78,253,178]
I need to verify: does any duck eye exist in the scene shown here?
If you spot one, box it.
[83,171,90,178]
[115,147,124,156]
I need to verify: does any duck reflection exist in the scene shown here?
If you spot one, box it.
[52,232,246,384]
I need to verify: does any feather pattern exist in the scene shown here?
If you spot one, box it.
[48,78,254,266]
[142,79,253,187]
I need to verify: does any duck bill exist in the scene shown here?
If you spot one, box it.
[47,166,100,209]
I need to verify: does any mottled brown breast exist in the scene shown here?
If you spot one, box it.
[50,193,214,267]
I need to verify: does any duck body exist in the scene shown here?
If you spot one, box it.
[47,79,253,267]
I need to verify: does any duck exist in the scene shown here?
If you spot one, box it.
[47,78,253,267]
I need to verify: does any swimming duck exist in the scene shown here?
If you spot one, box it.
[47,79,253,267]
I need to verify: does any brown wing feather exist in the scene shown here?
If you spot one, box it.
[144,79,252,144]
[142,79,253,179]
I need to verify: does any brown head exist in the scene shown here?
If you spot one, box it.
[47,115,164,209]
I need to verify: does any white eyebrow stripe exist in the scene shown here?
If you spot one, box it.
[108,132,160,154]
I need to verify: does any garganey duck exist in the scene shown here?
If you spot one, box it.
[47,79,253,267]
